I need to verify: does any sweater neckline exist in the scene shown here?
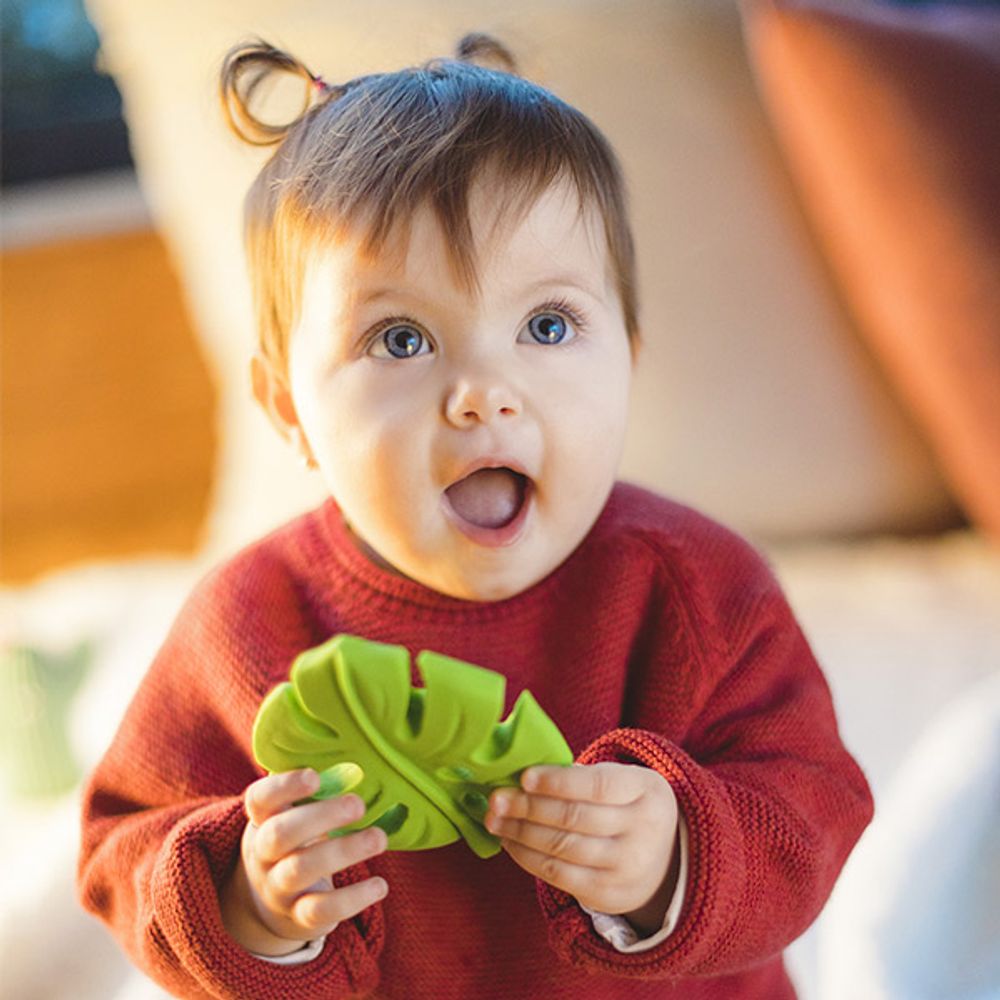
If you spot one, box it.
[311,487,621,618]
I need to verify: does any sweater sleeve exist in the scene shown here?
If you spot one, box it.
[534,528,874,980]
[77,566,384,999]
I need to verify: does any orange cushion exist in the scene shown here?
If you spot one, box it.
[743,0,1000,538]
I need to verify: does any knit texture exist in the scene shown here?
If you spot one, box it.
[78,482,873,999]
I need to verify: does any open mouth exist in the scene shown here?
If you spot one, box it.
[443,466,532,544]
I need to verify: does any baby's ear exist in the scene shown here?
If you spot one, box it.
[250,353,316,467]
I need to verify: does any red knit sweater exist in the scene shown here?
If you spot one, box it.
[78,482,873,999]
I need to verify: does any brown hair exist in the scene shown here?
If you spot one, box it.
[220,36,638,370]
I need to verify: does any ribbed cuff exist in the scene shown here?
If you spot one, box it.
[536,727,746,978]
[150,798,384,998]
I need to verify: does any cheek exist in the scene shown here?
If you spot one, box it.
[550,353,630,460]
[304,371,392,448]
[329,419,409,501]
[321,380,433,506]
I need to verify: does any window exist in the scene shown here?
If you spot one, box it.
[1,0,132,185]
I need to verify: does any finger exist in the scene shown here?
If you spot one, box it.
[488,816,617,869]
[520,762,645,806]
[245,769,319,827]
[255,794,366,864]
[487,789,627,837]
[502,839,605,902]
[268,826,388,897]
[290,877,389,935]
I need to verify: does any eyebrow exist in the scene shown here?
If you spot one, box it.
[522,273,607,302]
[351,286,427,313]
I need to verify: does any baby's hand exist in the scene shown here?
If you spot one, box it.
[220,769,388,956]
[485,762,679,935]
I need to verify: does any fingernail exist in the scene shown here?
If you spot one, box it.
[373,878,388,900]
[520,769,537,791]
[491,794,509,816]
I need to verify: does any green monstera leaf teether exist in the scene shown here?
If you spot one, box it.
[252,634,573,858]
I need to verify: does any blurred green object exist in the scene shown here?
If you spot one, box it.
[253,634,573,858]
[0,642,90,798]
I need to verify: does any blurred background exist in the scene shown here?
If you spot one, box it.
[1,0,216,581]
[1,1,999,997]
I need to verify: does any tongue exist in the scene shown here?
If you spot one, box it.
[445,468,525,529]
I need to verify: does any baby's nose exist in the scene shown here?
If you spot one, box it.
[444,375,521,427]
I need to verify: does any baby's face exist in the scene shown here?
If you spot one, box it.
[283,180,633,600]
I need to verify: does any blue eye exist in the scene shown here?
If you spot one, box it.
[376,324,428,359]
[526,312,570,345]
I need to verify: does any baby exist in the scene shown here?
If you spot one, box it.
[78,35,873,1000]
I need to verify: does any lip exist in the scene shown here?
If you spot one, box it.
[441,459,534,548]
[448,456,532,484]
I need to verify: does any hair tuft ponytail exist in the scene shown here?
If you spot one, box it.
[454,33,518,75]
[220,39,326,146]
